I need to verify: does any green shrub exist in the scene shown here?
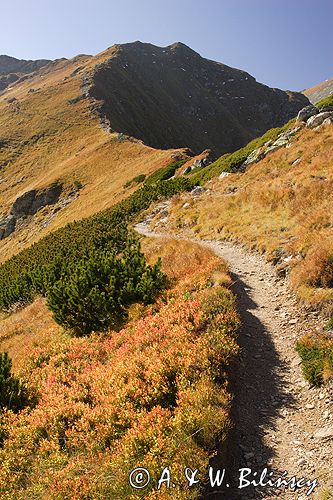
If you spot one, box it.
[144,160,187,186]
[325,317,333,331]
[0,352,27,412]
[123,174,146,189]
[73,179,83,190]
[133,174,146,183]
[316,94,333,109]
[296,335,333,386]
[0,177,194,312]
[47,242,166,335]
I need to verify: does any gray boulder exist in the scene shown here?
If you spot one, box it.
[322,116,333,126]
[272,136,289,147]
[190,186,206,196]
[306,112,333,129]
[0,215,16,240]
[296,105,318,123]
[314,426,333,440]
[219,171,231,180]
[244,147,265,166]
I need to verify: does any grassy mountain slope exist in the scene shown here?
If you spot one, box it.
[152,124,333,311]
[304,76,333,104]
[0,53,184,262]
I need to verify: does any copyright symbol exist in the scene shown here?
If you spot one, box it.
[129,467,150,489]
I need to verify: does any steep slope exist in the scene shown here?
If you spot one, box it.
[87,41,309,156]
[304,76,333,104]
[146,120,333,311]
[0,50,184,262]
[0,54,51,91]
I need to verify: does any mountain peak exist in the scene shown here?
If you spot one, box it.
[88,41,308,156]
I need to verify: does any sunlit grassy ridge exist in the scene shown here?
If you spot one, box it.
[0,54,183,262]
[0,238,239,499]
[316,94,333,109]
[166,125,333,310]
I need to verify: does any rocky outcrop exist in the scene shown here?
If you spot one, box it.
[0,55,51,92]
[87,41,309,156]
[306,111,333,129]
[296,105,318,122]
[180,149,212,174]
[10,183,63,218]
[0,183,63,240]
[236,105,333,172]
[296,104,333,129]
[0,215,16,240]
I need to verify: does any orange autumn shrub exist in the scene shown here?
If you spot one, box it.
[0,256,239,499]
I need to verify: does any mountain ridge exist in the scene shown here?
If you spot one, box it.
[0,54,52,91]
[87,41,309,156]
[304,76,333,104]
[0,40,309,261]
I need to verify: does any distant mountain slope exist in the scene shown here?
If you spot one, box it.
[0,52,183,263]
[304,76,333,104]
[0,41,310,262]
[88,41,309,156]
[0,55,51,91]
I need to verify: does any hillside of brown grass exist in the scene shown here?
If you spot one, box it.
[151,124,333,310]
[0,52,183,262]
[304,76,333,104]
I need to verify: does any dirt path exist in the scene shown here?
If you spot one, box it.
[135,222,333,499]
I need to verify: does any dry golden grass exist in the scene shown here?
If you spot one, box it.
[0,53,182,262]
[141,236,227,280]
[162,126,333,309]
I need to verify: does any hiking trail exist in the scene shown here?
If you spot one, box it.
[135,220,333,500]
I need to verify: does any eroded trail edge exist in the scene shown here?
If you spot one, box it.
[135,222,332,499]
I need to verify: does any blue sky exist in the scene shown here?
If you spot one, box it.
[1,0,332,91]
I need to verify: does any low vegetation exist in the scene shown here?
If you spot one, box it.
[144,160,187,186]
[0,352,27,412]
[123,173,146,188]
[296,334,333,386]
[0,177,194,316]
[316,94,333,109]
[0,239,239,499]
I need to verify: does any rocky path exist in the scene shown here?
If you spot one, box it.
[135,222,332,499]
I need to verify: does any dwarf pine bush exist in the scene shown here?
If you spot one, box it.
[46,241,166,335]
[0,177,194,312]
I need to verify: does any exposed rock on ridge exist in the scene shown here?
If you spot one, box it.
[0,55,51,91]
[0,183,63,240]
[87,41,309,156]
